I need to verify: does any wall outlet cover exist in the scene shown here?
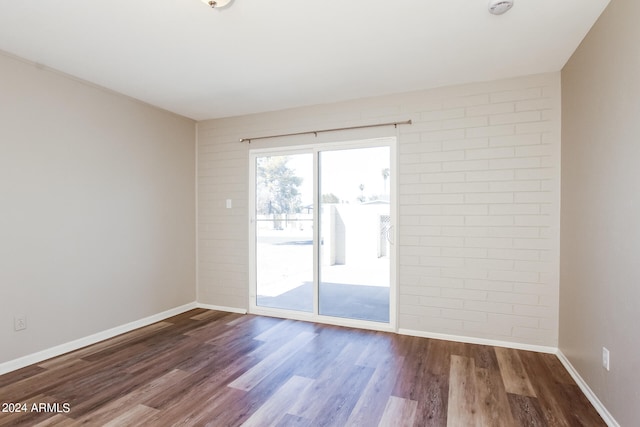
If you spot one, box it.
[14,316,27,331]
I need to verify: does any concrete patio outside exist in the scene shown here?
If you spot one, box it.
[256,227,390,323]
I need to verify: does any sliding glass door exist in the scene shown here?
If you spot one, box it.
[318,147,391,323]
[250,139,395,327]
[255,153,314,313]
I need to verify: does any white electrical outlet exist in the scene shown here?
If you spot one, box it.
[602,347,610,371]
[14,316,27,331]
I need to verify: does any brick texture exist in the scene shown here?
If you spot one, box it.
[197,72,560,347]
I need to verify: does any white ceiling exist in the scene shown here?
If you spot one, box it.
[0,0,610,121]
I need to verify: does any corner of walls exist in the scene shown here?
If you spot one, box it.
[559,0,640,425]
[556,350,620,427]
[195,121,201,304]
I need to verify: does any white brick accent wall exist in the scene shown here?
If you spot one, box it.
[197,72,560,347]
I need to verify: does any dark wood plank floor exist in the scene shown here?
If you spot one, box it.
[0,309,605,426]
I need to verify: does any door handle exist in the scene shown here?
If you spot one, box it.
[386,225,395,245]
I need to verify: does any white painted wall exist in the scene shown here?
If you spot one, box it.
[326,204,389,266]
[0,52,196,364]
[561,0,639,425]
[198,72,561,347]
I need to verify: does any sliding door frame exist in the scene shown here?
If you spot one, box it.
[248,137,397,333]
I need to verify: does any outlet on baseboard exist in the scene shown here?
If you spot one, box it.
[14,316,27,331]
[602,347,610,371]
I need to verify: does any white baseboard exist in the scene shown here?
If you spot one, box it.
[398,328,558,354]
[196,303,247,314]
[0,302,197,376]
[1,304,615,427]
[248,307,395,333]
[556,350,619,427]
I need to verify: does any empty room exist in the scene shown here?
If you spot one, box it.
[0,0,637,426]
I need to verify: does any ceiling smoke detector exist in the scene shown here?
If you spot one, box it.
[488,0,514,15]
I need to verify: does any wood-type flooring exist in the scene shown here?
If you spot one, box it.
[0,309,605,426]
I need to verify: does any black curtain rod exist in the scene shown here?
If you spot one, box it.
[239,119,412,143]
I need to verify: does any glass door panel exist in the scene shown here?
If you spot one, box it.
[318,147,391,322]
[255,153,314,312]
